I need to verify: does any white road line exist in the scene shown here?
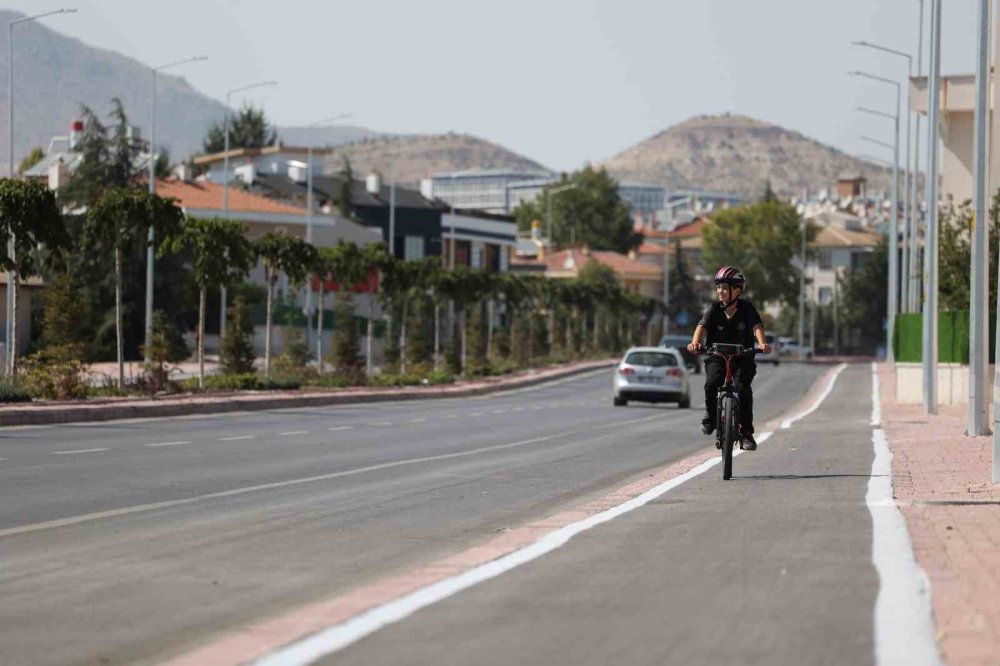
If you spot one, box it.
[780,363,847,429]
[366,422,393,427]
[469,412,483,417]
[0,413,670,540]
[279,431,309,436]
[870,360,882,426]
[146,441,192,448]
[328,426,353,431]
[409,418,428,423]
[867,363,942,666]
[51,448,109,455]
[491,410,508,414]
[252,364,848,666]
[219,435,254,441]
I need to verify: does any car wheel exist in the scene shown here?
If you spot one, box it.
[678,394,691,409]
[613,396,627,407]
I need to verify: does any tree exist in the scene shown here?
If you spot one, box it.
[17,147,44,175]
[220,294,255,375]
[255,232,317,376]
[314,242,369,374]
[359,242,388,376]
[202,103,278,153]
[838,240,887,355]
[83,189,184,386]
[513,166,641,253]
[337,156,354,219]
[702,200,809,310]
[60,100,143,209]
[169,217,254,387]
[0,180,67,375]
[666,241,702,331]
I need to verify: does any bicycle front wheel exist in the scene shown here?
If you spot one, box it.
[720,394,735,480]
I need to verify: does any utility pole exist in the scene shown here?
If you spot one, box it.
[922,0,942,414]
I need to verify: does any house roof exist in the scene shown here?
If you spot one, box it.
[636,242,665,255]
[155,179,306,216]
[667,217,708,239]
[192,144,331,167]
[256,173,439,210]
[812,225,881,248]
[544,248,662,281]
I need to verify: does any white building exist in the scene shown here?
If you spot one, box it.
[424,168,553,213]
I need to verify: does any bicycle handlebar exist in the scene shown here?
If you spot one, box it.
[694,344,759,357]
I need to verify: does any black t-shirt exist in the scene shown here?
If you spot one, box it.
[697,299,763,350]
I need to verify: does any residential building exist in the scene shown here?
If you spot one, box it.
[505,177,666,220]
[542,247,663,300]
[193,145,332,185]
[803,211,880,307]
[424,168,553,213]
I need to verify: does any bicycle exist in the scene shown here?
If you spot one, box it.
[698,343,757,480]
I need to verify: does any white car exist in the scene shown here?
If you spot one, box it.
[613,346,691,408]
[778,337,813,358]
[757,334,781,365]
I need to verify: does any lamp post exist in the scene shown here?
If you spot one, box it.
[304,113,350,353]
[218,80,276,343]
[6,7,76,374]
[912,0,925,317]
[146,55,206,362]
[853,41,914,312]
[923,0,942,414]
[795,202,808,360]
[851,70,901,365]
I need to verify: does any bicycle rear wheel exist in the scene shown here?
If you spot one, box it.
[720,394,735,480]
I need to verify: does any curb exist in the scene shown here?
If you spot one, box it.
[0,360,615,427]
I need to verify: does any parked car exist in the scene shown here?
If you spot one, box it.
[659,334,701,373]
[613,346,691,408]
[757,334,781,365]
[778,337,813,358]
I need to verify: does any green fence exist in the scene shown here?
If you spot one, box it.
[893,311,996,363]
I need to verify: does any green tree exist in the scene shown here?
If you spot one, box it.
[17,147,44,175]
[330,293,363,381]
[83,189,184,386]
[202,103,278,153]
[838,240,887,355]
[513,166,641,253]
[220,294,255,375]
[337,156,355,219]
[255,232,317,376]
[702,200,808,309]
[169,217,254,387]
[314,242,370,374]
[0,180,68,375]
[667,241,701,332]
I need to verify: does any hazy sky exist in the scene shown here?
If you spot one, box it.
[2,0,981,172]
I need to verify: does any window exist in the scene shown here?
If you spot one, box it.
[471,242,484,269]
[624,351,677,367]
[818,287,833,305]
[819,250,832,269]
[404,236,424,261]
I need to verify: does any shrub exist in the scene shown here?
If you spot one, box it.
[180,373,303,392]
[221,295,255,374]
[19,350,89,400]
[0,380,32,402]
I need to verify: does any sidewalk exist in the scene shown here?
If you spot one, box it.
[877,362,1000,666]
[0,359,615,427]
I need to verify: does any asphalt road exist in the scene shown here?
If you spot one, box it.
[0,361,828,665]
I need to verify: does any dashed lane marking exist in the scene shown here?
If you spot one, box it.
[409,418,428,423]
[51,448,109,455]
[219,435,254,441]
[279,431,309,436]
[328,426,353,431]
[146,441,192,448]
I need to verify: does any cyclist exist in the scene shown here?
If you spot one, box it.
[686,266,772,450]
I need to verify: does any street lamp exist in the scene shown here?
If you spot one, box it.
[145,55,207,362]
[857,106,905,321]
[218,79,277,342]
[853,40,915,312]
[850,70,901,365]
[545,182,577,252]
[303,113,350,354]
[6,8,77,374]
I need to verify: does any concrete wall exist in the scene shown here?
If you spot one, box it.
[895,362,969,405]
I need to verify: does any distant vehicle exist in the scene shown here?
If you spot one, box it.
[758,334,781,365]
[778,337,813,358]
[613,346,691,408]
[659,334,701,373]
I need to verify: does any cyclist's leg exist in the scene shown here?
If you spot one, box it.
[734,360,757,434]
[702,359,724,432]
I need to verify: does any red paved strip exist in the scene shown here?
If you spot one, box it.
[877,363,1000,666]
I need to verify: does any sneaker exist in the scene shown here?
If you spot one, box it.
[701,421,715,436]
[740,434,757,451]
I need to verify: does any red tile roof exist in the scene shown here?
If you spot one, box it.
[667,217,707,239]
[544,248,662,280]
[155,179,306,216]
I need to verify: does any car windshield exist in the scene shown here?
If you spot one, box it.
[660,337,689,347]
[624,352,677,368]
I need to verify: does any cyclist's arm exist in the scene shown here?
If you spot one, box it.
[687,325,707,352]
[752,324,772,353]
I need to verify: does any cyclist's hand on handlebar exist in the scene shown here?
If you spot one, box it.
[757,342,772,354]
[687,342,703,353]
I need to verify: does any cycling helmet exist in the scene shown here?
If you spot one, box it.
[714,266,747,289]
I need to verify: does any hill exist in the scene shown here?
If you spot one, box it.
[321,133,551,185]
[0,11,373,174]
[600,114,892,199]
